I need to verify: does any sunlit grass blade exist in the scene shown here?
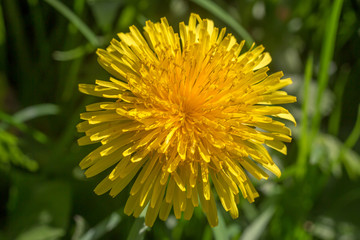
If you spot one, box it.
[191,0,254,46]
[44,0,100,46]
[311,0,344,139]
[296,54,313,178]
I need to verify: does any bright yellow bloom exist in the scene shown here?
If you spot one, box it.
[77,13,296,227]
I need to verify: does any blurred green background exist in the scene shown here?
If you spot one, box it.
[0,0,359,239]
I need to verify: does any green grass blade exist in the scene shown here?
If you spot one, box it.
[344,105,360,149]
[240,206,275,240]
[126,208,149,240]
[328,66,351,136]
[78,212,121,240]
[13,104,60,122]
[52,43,94,61]
[212,208,228,240]
[27,0,48,70]
[0,104,59,143]
[191,0,254,46]
[311,0,344,138]
[0,3,6,45]
[43,0,100,46]
[296,53,313,178]
[3,0,34,103]
[338,105,360,179]
[0,129,39,171]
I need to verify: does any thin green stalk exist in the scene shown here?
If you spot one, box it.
[190,0,254,46]
[296,54,313,179]
[43,0,100,46]
[311,0,344,139]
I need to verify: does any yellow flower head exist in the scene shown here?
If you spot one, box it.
[78,13,296,227]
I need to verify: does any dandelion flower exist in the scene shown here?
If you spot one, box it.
[77,13,296,227]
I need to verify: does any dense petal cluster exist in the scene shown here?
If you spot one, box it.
[78,13,296,227]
